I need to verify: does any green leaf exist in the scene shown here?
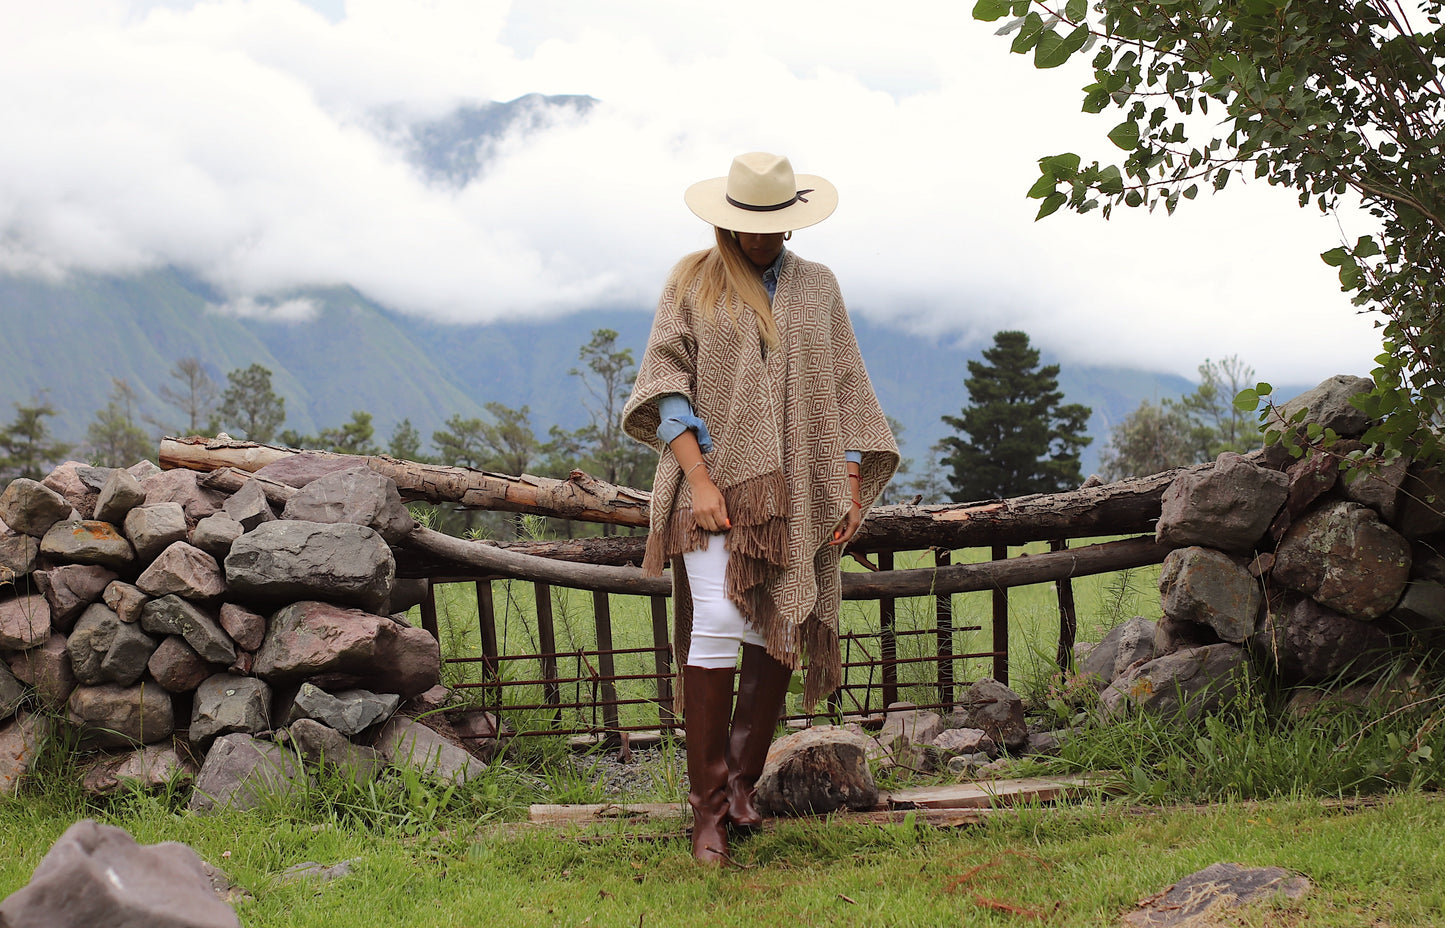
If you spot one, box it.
[1034,30,1071,68]
[1107,121,1140,150]
[1183,184,1199,199]
[1255,382,1272,396]
[1065,0,1086,19]
[1353,235,1381,258]
[1098,164,1124,195]
[1040,153,1081,177]
[1027,174,1058,199]
[972,0,1012,21]
[1124,189,1143,207]
[1035,192,1067,220]
[1338,259,1362,289]
[1320,247,1348,267]
[1233,388,1259,411]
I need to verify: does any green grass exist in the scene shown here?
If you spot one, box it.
[6,783,1445,926]
[418,539,1164,733]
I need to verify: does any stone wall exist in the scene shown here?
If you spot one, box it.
[1081,375,1443,717]
[0,458,488,808]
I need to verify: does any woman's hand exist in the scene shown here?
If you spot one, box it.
[829,500,862,546]
[830,464,864,547]
[690,473,731,533]
[668,428,729,532]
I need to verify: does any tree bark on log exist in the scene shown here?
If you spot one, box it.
[162,437,1264,548]
[160,436,652,527]
[403,527,1172,599]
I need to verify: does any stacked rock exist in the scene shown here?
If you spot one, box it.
[1083,375,1439,718]
[0,456,470,810]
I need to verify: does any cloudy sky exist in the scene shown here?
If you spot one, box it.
[1,0,1381,382]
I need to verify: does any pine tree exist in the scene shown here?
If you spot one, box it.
[86,379,153,467]
[219,364,286,443]
[0,402,69,479]
[938,331,1091,501]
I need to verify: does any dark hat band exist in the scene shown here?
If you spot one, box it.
[725,188,814,212]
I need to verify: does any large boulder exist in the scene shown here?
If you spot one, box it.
[1254,596,1393,683]
[375,715,484,784]
[67,603,159,686]
[190,513,244,559]
[872,703,943,770]
[39,521,135,571]
[124,503,189,564]
[217,603,266,652]
[1100,644,1256,720]
[224,521,394,612]
[952,677,1028,752]
[1272,501,1411,620]
[287,718,386,787]
[0,713,52,796]
[280,467,414,544]
[0,593,51,650]
[1272,374,1376,438]
[1079,616,1157,685]
[136,542,227,600]
[1398,464,1445,539]
[189,733,309,813]
[1156,453,1290,553]
[147,637,214,693]
[0,819,241,928]
[220,479,275,531]
[103,580,149,624]
[0,531,40,582]
[7,634,77,709]
[254,601,439,698]
[1333,441,1407,522]
[93,467,149,525]
[80,745,197,796]
[189,674,272,750]
[66,683,175,749]
[0,663,24,720]
[1158,547,1262,643]
[284,683,399,736]
[34,565,118,631]
[754,726,878,816]
[40,461,99,519]
[141,468,225,523]
[0,478,72,537]
[140,595,237,666]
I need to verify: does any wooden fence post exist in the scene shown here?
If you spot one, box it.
[991,545,1009,685]
[1051,539,1078,672]
[534,582,561,721]
[935,549,955,707]
[878,550,897,709]
[476,579,500,711]
[593,591,620,734]
[650,595,675,728]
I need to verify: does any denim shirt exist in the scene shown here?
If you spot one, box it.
[656,249,861,464]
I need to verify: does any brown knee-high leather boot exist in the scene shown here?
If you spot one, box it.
[683,664,735,864]
[725,644,793,829]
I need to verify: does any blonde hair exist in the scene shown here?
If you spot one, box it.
[668,227,780,349]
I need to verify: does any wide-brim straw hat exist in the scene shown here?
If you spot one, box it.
[684,152,838,234]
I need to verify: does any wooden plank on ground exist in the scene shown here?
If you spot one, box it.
[882,774,1111,811]
[529,802,685,824]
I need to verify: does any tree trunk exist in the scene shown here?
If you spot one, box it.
[160,437,652,527]
[161,437,1259,544]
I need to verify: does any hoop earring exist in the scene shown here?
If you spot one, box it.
[782,231,792,241]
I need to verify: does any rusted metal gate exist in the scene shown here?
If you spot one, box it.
[416,543,1078,738]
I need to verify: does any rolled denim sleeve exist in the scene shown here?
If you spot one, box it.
[655,393,715,454]
[845,450,862,465]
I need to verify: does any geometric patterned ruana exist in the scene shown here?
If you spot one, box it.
[623,250,899,705]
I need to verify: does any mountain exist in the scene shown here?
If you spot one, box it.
[0,264,1258,478]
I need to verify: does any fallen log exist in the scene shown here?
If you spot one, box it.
[404,527,1172,598]
[160,436,652,527]
[163,437,1261,548]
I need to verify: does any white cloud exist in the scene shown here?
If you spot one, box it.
[0,0,1383,384]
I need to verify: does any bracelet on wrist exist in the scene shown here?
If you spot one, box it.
[684,461,705,480]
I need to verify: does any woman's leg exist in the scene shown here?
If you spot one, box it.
[682,538,791,831]
[680,536,741,863]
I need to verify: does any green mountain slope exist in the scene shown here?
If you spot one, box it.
[1,266,1295,477]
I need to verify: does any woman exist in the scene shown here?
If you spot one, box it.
[622,152,898,864]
